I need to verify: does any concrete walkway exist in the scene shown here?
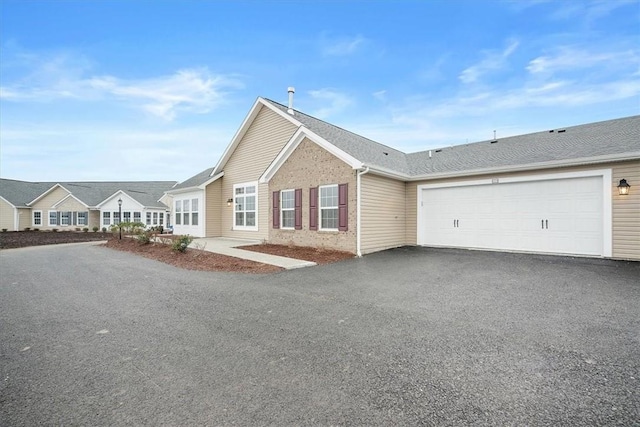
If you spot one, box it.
[189,237,316,270]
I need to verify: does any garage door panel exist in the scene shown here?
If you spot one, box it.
[421,176,603,256]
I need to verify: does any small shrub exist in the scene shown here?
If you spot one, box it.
[52,229,58,232]
[83,227,89,232]
[24,227,31,231]
[75,227,81,232]
[171,235,193,253]
[102,227,107,232]
[33,228,40,232]
[93,226,99,232]
[1,229,7,233]
[137,230,152,245]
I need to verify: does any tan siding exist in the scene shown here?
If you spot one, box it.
[612,160,640,260]
[0,199,15,231]
[30,187,71,229]
[361,174,406,254]
[55,197,87,212]
[89,211,100,230]
[18,209,30,230]
[221,106,297,240]
[269,138,357,253]
[205,179,222,237]
[406,161,640,260]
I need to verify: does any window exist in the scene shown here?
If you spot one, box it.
[134,212,141,223]
[113,211,120,225]
[33,211,42,226]
[146,212,152,226]
[77,212,87,226]
[234,182,257,230]
[103,212,111,226]
[182,200,190,225]
[60,211,70,226]
[319,185,339,230]
[123,211,131,223]
[191,199,198,226]
[153,212,158,225]
[49,211,58,226]
[175,201,181,225]
[159,213,164,226]
[280,190,295,229]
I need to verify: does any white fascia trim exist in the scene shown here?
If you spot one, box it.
[164,172,224,195]
[407,152,640,182]
[260,127,364,183]
[96,190,144,209]
[26,183,69,206]
[416,168,613,257]
[51,193,89,209]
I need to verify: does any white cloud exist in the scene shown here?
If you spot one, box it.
[321,34,366,56]
[372,90,387,101]
[527,47,638,74]
[459,39,519,84]
[308,88,354,119]
[1,51,243,121]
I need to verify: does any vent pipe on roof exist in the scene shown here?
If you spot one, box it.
[287,87,295,115]
[429,150,432,158]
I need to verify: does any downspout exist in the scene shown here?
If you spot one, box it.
[356,166,370,257]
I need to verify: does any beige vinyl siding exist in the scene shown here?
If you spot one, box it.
[221,105,297,240]
[30,187,72,229]
[55,196,87,212]
[406,161,640,260]
[0,198,15,231]
[89,211,100,230]
[612,160,640,260]
[205,179,222,237]
[18,208,30,230]
[361,174,406,254]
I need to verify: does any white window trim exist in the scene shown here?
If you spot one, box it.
[233,181,258,231]
[319,184,339,231]
[48,210,58,226]
[280,189,295,230]
[77,211,88,226]
[103,211,111,226]
[33,210,43,227]
[191,198,199,226]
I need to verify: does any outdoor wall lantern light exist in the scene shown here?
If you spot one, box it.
[117,198,123,239]
[617,179,630,196]
[227,198,233,207]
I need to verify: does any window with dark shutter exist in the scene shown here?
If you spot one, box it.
[272,191,280,229]
[338,183,348,231]
[294,188,302,230]
[309,187,318,231]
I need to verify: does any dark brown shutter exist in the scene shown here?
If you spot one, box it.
[309,187,318,231]
[272,191,280,229]
[294,188,302,230]
[338,184,348,231]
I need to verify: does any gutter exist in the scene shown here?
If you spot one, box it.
[356,166,370,257]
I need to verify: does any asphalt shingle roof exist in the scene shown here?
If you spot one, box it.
[171,167,216,191]
[264,99,640,177]
[0,179,177,208]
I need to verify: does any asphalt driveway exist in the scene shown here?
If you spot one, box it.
[1,244,638,426]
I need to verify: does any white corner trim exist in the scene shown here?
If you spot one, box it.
[51,193,89,209]
[260,127,364,183]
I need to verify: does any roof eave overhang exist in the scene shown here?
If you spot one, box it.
[405,152,640,182]
[164,172,223,195]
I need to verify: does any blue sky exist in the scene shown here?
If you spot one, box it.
[1,0,639,182]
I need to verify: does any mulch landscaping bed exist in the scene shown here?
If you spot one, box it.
[0,230,111,249]
[104,238,282,273]
[241,243,355,265]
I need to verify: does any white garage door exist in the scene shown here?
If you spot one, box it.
[420,175,604,256]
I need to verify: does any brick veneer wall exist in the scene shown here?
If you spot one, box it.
[269,138,357,253]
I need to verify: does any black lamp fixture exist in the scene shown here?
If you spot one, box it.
[117,198,123,239]
[227,198,233,207]
[617,179,630,196]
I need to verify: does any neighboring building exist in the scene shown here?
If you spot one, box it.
[0,180,177,231]
[169,94,640,261]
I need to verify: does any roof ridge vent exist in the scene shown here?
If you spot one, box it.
[557,129,566,133]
